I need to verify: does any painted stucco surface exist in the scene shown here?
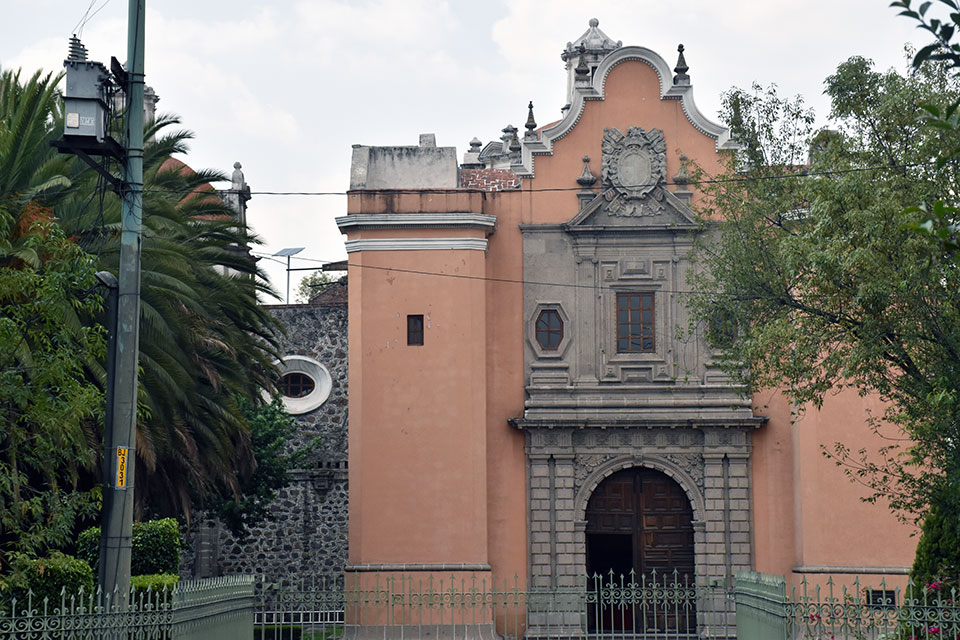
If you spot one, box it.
[339,38,917,611]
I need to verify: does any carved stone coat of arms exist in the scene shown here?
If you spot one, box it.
[600,126,667,216]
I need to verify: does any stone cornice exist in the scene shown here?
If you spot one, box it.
[510,417,766,429]
[344,238,488,253]
[792,565,910,575]
[336,213,496,234]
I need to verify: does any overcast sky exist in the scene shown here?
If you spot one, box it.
[1,1,929,301]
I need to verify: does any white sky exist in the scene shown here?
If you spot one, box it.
[1,0,928,301]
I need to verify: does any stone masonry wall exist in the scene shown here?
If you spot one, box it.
[181,302,348,585]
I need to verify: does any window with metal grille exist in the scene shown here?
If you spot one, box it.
[535,309,563,350]
[407,314,424,346]
[866,589,897,609]
[617,292,655,353]
[279,372,315,398]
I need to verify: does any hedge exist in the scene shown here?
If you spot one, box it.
[130,573,179,599]
[3,552,94,608]
[77,518,181,577]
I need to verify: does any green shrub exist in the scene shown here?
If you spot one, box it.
[130,573,178,600]
[75,527,99,575]
[132,519,180,575]
[78,518,181,577]
[910,498,960,591]
[3,552,94,609]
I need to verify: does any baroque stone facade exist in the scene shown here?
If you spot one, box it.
[515,120,761,634]
[182,300,348,584]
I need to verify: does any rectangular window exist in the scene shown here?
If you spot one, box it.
[617,293,655,353]
[407,314,424,346]
[865,589,897,609]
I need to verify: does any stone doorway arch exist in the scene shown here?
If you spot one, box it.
[584,466,695,582]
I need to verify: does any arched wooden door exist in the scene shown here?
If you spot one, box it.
[585,467,696,633]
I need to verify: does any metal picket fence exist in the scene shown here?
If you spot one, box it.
[735,571,960,640]
[253,570,734,640]
[0,575,254,640]
[7,570,957,639]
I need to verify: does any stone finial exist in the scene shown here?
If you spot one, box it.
[577,155,597,187]
[525,101,537,132]
[574,44,590,83]
[67,35,88,62]
[232,162,244,186]
[673,154,691,186]
[143,86,160,123]
[673,44,690,86]
[561,18,621,62]
[469,137,482,152]
[509,129,522,153]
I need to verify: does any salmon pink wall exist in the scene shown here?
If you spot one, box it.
[347,247,489,565]
[521,62,729,224]
[753,388,917,586]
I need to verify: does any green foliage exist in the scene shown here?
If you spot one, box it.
[910,498,960,589]
[0,69,104,574]
[47,111,284,518]
[688,56,960,526]
[74,526,98,575]
[296,271,333,303]
[2,552,94,607]
[130,572,178,596]
[208,399,318,539]
[78,518,180,577]
[131,518,180,575]
[893,0,960,583]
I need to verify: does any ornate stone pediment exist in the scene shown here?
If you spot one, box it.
[601,127,667,217]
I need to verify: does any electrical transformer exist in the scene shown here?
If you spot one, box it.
[63,36,112,142]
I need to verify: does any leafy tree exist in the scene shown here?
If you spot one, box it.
[688,55,960,538]
[206,399,317,539]
[296,270,333,303]
[0,70,104,578]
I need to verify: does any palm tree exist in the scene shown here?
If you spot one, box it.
[0,66,283,525]
[57,112,283,518]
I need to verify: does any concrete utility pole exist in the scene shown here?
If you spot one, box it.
[98,0,145,600]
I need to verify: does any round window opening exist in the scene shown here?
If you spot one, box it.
[269,355,333,415]
[279,372,315,398]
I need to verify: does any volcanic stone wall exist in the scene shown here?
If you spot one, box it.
[181,301,348,585]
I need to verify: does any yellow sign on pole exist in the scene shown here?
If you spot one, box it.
[116,447,128,489]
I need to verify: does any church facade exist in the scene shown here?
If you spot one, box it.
[335,19,917,601]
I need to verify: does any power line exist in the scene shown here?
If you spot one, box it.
[252,251,879,299]
[139,160,940,198]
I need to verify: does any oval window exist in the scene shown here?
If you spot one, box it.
[268,355,333,415]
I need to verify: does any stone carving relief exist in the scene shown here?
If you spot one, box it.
[661,453,705,491]
[571,450,705,495]
[574,453,614,485]
[601,127,667,217]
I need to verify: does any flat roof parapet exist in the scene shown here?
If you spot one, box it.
[350,135,458,190]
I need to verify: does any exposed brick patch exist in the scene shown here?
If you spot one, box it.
[460,168,521,192]
[308,277,348,305]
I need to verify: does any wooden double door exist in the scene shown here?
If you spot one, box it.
[585,467,696,634]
